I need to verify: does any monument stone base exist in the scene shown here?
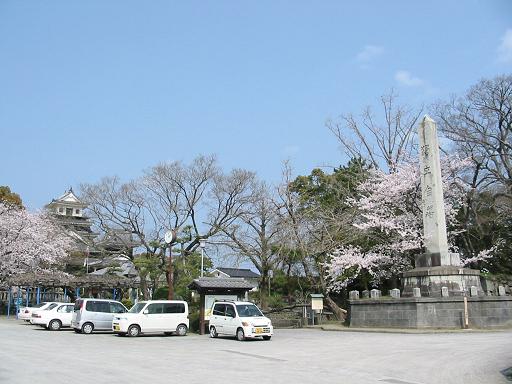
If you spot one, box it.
[402,266,483,297]
[401,252,484,297]
[414,252,461,267]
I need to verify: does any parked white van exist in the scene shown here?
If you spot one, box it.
[71,298,128,334]
[112,300,189,337]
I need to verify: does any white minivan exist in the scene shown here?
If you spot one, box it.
[72,298,128,334]
[112,300,189,337]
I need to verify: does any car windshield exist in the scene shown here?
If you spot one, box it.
[236,304,263,317]
[128,303,146,313]
[33,302,47,308]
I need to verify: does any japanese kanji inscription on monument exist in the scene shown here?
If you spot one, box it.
[402,116,480,297]
[418,115,451,266]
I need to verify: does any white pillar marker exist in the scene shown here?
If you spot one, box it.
[418,115,450,266]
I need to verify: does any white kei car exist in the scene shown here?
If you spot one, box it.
[18,302,54,321]
[209,301,273,341]
[31,303,74,330]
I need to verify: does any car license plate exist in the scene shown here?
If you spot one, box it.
[114,325,120,331]
[255,327,263,334]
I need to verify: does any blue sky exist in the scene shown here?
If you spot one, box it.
[1,0,511,210]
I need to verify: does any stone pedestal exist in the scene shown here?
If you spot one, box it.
[415,252,461,268]
[402,266,483,297]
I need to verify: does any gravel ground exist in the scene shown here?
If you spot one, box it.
[1,317,511,384]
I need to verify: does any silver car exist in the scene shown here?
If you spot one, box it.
[71,298,127,334]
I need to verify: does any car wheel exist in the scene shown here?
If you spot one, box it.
[128,325,140,337]
[81,322,94,335]
[49,319,61,331]
[262,336,271,341]
[176,324,188,336]
[209,326,218,338]
[236,328,245,341]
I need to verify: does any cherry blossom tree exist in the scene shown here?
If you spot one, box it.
[274,160,369,319]
[0,203,72,283]
[324,156,491,292]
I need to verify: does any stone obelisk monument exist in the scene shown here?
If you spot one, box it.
[402,115,482,296]
[416,115,458,267]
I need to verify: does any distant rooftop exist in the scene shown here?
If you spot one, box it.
[214,267,260,279]
[47,188,87,208]
[188,277,255,291]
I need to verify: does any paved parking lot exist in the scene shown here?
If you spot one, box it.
[1,317,511,384]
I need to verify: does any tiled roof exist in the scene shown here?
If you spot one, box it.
[216,267,260,278]
[188,277,255,290]
[88,258,138,278]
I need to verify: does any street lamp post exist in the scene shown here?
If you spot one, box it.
[199,238,207,277]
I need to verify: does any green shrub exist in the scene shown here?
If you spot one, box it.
[153,287,168,300]
[121,298,133,309]
[268,294,286,310]
[188,309,200,333]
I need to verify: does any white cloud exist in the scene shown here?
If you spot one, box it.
[394,70,425,87]
[497,28,512,64]
[356,45,385,62]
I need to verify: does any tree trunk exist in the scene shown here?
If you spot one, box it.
[325,295,347,322]
[139,273,150,300]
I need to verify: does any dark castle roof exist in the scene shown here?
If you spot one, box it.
[188,277,255,291]
[216,267,260,279]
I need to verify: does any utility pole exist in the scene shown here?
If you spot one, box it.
[164,230,177,300]
[167,244,174,300]
[199,238,207,277]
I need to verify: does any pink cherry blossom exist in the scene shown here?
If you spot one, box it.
[325,156,489,292]
[0,203,72,283]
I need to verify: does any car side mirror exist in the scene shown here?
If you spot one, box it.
[143,309,149,314]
